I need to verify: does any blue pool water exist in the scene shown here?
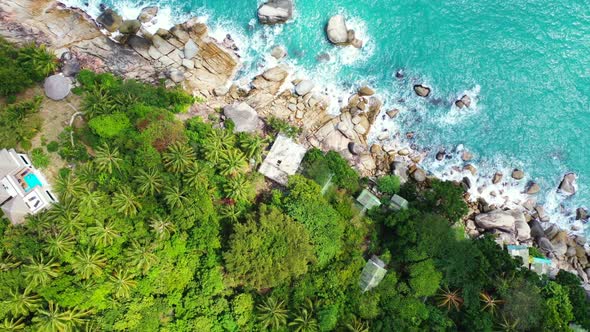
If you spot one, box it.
[63,0,590,236]
[24,173,42,192]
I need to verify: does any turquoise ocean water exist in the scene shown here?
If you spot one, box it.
[65,0,590,235]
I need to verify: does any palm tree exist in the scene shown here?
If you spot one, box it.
[126,241,158,275]
[83,87,117,118]
[238,133,268,164]
[94,143,123,174]
[45,233,75,258]
[223,175,252,203]
[22,254,60,287]
[437,287,464,311]
[109,269,137,299]
[47,199,78,221]
[55,209,83,236]
[33,302,89,332]
[54,174,86,202]
[149,216,176,240]
[203,135,224,164]
[79,190,107,212]
[219,148,248,177]
[346,317,369,332]
[76,162,97,186]
[112,187,141,217]
[163,186,189,210]
[496,314,519,332]
[480,292,504,315]
[289,298,319,332]
[72,249,106,279]
[257,297,288,330]
[26,212,56,236]
[88,220,121,247]
[183,162,210,190]
[18,44,57,79]
[220,205,242,223]
[0,317,25,331]
[134,168,164,195]
[0,253,21,272]
[4,287,41,316]
[163,142,195,173]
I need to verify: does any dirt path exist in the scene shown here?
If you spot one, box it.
[28,86,82,183]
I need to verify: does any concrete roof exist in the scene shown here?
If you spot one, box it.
[259,134,307,185]
[1,197,29,225]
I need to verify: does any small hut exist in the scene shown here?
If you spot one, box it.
[506,245,529,267]
[530,257,552,275]
[356,189,381,212]
[359,256,387,293]
[389,194,408,211]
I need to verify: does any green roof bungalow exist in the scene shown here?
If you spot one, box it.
[506,245,529,267]
[530,257,552,275]
[359,256,387,293]
[356,189,381,212]
[389,194,408,211]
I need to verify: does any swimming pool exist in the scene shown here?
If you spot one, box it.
[24,173,42,192]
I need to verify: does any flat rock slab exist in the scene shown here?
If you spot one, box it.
[224,102,259,133]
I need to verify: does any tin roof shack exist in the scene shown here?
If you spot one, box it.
[530,257,552,275]
[506,245,530,268]
[389,194,408,211]
[356,189,381,213]
[0,149,57,224]
[359,256,387,293]
[258,134,307,185]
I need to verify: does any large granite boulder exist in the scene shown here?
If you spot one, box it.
[257,0,293,24]
[262,66,289,82]
[511,211,530,240]
[550,231,568,256]
[558,173,576,196]
[326,15,348,44]
[138,6,159,23]
[44,74,71,100]
[413,84,431,97]
[119,20,141,35]
[295,80,314,96]
[97,8,123,33]
[474,210,515,232]
[224,103,259,133]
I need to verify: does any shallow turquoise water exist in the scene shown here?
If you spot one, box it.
[68,0,590,233]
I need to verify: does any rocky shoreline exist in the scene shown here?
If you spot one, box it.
[1,0,588,295]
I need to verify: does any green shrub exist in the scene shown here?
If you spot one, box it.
[377,175,401,195]
[0,96,43,149]
[88,113,131,138]
[325,151,360,193]
[46,141,59,153]
[31,148,50,169]
[267,116,301,138]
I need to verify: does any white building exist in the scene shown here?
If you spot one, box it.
[258,134,307,185]
[0,148,57,224]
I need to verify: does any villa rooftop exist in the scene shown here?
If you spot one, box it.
[0,148,57,224]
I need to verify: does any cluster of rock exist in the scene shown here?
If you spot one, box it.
[257,0,293,24]
[463,171,589,295]
[326,15,363,48]
[0,0,238,95]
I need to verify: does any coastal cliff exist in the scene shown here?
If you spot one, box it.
[1,0,589,297]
